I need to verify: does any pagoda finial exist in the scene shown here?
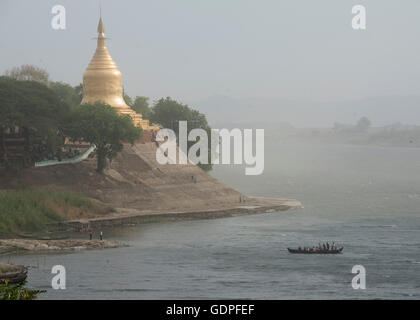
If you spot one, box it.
[97,17,105,35]
[97,3,105,35]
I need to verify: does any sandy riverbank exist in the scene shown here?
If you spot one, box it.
[54,196,303,230]
[0,197,301,254]
[0,142,302,251]
[0,143,302,218]
[0,239,126,255]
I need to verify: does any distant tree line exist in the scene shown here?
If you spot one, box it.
[333,117,372,133]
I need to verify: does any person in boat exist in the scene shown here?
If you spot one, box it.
[326,242,330,250]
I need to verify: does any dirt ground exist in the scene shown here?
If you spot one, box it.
[0,142,301,222]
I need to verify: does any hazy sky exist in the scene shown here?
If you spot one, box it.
[1,0,420,103]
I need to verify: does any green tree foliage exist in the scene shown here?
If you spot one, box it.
[0,77,70,165]
[4,64,49,85]
[124,94,152,119]
[123,92,133,107]
[67,102,142,173]
[131,96,151,119]
[0,77,69,131]
[74,83,83,102]
[150,97,213,171]
[0,280,44,300]
[49,81,82,108]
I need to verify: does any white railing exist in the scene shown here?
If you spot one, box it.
[34,145,96,167]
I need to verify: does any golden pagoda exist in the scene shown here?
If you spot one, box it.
[81,15,158,131]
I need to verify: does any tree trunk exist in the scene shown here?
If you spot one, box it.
[23,127,31,167]
[97,152,107,174]
[0,128,6,165]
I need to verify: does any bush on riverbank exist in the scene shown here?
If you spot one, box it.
[0,189,111,237]
[0,280,44,300]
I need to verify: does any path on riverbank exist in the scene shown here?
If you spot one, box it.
[58,196,302,230]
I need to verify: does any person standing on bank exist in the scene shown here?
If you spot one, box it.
[100,231,103,241]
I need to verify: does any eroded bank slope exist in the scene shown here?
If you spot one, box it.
[0,142,302,228]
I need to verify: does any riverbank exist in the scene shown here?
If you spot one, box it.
[0,197,301,254]
[0,262,27,284]
[0,142,302,236]
[0,239,126,255]
[0,189,113,238]
[0,143,300,215]
[54,196,302,230]
[0,142,302,249]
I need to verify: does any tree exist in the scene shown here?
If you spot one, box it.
[131,96,151,119]
[67,102,142,173]
[123,93,133,107]
[123,93,151,119]
[0,77,70,165]
[0,77,68,130]
[74,83,83,103]
[356,117,371,132]
[0,280,44,300]
[49,81,82,108]
[4,65,49,85]
[150,97,212,171]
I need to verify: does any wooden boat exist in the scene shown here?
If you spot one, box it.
[0,264,28,285]
[287,247,343,254]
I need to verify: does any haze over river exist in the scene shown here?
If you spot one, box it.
[4,138,420,299]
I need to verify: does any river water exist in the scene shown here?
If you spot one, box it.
[3,139,420,299]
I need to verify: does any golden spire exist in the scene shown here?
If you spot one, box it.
[81,12,160,131]
[81,14,129,110]
[97,3,105,37]
[97,16,105,34]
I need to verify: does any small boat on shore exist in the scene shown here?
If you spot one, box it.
[0,263,28,285]
[287,247,343,254]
